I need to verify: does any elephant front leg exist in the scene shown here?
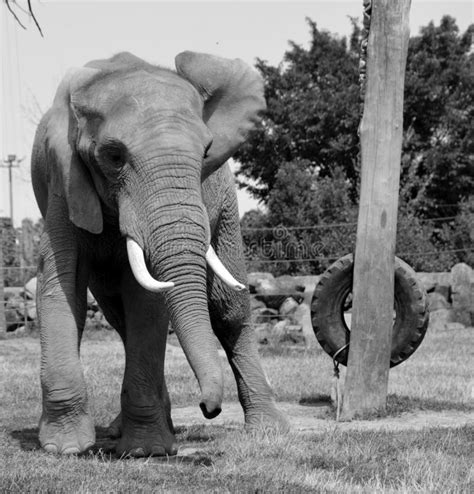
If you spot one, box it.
[116,270,177,457]
[37,203,94,454]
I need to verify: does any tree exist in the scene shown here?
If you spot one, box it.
[241,164,357,275]
[235,19,361,203]
[400,16,474,218]
[236,17,473,217]
[238,16,473,273]
[4,0,43,36]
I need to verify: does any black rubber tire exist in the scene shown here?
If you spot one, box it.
[311,254,429,367]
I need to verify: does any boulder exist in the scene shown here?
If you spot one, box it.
[251,275,306,309]
[279,297,299,317]
[427,292,450,311]
[451,263,474,326]
[250,296,266,311]
[416,272,451,294]
[291,277,320,350]
[428,308,454,331]
[445,322,466,331]
[24,277,37,299]
[273,320,290,339]
[252,307,279,324]
[247,272,275,293]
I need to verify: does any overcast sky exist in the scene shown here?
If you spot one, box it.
[1,1,472,225]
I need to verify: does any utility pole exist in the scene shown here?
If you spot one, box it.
[1,154,24,226]
[341,0,411,419]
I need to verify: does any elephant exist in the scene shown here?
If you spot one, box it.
[31,51,288,456]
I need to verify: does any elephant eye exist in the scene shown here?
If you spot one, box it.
[100,141,127,167]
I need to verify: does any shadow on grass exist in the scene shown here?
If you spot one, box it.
[296,393,472,418]
[386,394,473,415]
[9,425,218,465]
[10,426,117,456]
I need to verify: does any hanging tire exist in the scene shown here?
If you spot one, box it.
[311,254,429,367]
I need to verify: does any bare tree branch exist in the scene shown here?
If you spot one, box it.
[4,0,26,30]
[4,0,43,37]
[27,0,43,36]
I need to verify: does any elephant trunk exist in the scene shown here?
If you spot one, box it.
[125,160,223,418]
[149,212,224,418]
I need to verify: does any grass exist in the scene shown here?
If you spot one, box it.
[0,324,473,493]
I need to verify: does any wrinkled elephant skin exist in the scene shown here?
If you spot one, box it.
[31,51,288,457]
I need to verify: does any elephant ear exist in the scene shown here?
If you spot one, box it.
[175,51,266,178]
[47,67,103,234]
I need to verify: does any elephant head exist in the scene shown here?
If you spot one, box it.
[45,51,265,417]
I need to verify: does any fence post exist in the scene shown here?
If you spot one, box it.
[340,0,411,419]
[0,229,6,334]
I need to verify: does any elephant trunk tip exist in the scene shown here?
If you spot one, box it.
[199,399,222,420]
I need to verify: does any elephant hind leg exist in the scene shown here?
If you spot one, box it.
[209,297,289,431]
[87,274,126,341]
[206,205,289,430]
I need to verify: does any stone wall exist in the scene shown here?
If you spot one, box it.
[2,263,473,341]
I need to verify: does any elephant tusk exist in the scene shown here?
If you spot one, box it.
[206,245,246,292]
[126,238,175,293]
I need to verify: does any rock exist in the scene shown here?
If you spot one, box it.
[250,296,266,311]
[24,277,37,299]
[247,272,275,294]
[248,272,275,284]
[416,272,452,294]
[428,309,454,331]
[291,278,320,350]
[252,276,305,309]
[286,324,303,333]
[87,289,98,309]
[445,322,466,331]
[279,297,299,316]
[273,320,289,339]
[3,287,24,300]
[252,307,279,324]
[451,263,474,326]
[428,292,450,311]
[26,304,37,320]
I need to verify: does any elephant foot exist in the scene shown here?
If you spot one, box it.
[244,403,290,433]
[107,412,122,438]
[116,425,178,457]
[116,412,178,457]
[39,409,95,455]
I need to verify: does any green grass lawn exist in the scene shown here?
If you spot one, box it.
[0,325,472,493]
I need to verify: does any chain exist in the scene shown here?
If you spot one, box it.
[359,0,372,115]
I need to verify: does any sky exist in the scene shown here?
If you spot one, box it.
[1,0,472,226]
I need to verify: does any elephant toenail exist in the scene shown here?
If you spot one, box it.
[43,444,59,454]
[168,444,179,456]
[62,446,81,455]
[151,446,166,456]
[130,447,145,457]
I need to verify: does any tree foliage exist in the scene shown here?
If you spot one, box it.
[236,19,361,203]
[401,16,474,217]
[238,16,473,274]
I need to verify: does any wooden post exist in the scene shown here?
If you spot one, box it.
[0,229,6,334]
[341,0,411,419]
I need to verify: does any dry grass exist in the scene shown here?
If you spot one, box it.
[0,324,472,493]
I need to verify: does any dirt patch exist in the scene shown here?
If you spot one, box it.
[173,402,474,434]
